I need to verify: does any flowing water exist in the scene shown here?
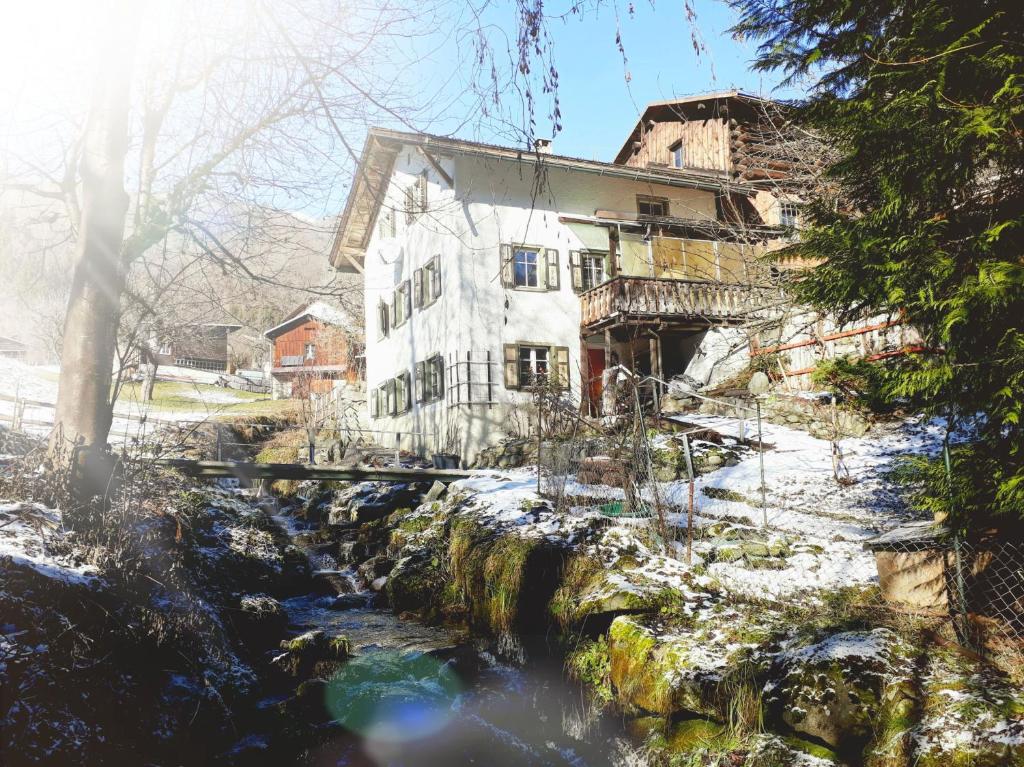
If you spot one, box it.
[270,534,640,767]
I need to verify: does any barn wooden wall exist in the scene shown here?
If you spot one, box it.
[621,118,730,173]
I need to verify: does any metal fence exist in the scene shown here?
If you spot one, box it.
[866,525,1024,658]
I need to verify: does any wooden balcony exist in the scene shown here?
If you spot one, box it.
[580,275,782,330]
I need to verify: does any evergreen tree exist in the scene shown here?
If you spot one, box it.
[729,0,1024,530]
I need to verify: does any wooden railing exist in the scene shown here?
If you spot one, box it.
[580,275,781,328]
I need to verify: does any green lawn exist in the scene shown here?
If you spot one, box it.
[115,380,295,417]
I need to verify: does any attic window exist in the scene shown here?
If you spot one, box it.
[670,140,685,169]
[779,202,800,229]
[637,195,669,218]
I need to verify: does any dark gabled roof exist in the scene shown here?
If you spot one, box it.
[329,127,752,273]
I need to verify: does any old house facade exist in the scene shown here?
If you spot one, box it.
[331,107,785,460]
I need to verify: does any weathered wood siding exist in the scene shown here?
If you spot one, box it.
[272,319,350,371]
[621,118,730,172]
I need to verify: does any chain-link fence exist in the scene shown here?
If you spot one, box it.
[865,524,1024,659]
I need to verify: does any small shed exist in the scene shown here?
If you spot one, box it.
[0,336,28,360]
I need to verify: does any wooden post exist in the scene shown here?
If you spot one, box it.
[682,434,695,565]
[756,399,767,527]
[536,389,544,494]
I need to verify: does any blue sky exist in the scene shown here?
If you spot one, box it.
[416,1,808,163]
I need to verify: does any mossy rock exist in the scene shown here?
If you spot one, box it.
[608,614,740,719]
[904,648,1024,767]
[448,517,567,636]
[744,734,839,766]
[764,628,914,754]
[385,552,447,618]
[274,630,351,677]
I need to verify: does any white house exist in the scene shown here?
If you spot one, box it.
[328,112,792,462]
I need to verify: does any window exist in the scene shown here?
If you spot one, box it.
[500,245,560,290]
[158,342,172,356]
[514,248,539,288]
[304,343,316,360]
[570,250,606,292]
[395,371,411,414]
[503,343,570,390]
[779,202,800,229]
[580,254,605,291]
[405,171,428,224]
[519,345,549,385]
[414,255,442,309]
[415,354,444,403]
[393,281,411,327]
[637,195,669,218]
[670,140,685,169]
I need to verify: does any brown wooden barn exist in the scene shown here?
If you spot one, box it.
[264,302,361,398]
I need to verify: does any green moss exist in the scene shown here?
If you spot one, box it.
[702,486,758,505]
[567,636,613,703]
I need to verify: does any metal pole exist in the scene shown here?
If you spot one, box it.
[756,399,767,528]
[682,434,695,565]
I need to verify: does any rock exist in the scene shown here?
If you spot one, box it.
[385,553,445,616]
[357,554,395,583]
[336,541,366,564]
[748,371,771,395]
[764,628,913,752]
[273,630,351,677]
[906,648,1024,767]
[423,481,447,504]
[370,576,388,591]
[606,611,776,719]
[329,593,370,610]
[234,594,287,650]
[329,481,429,525]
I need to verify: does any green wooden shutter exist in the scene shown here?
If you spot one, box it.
[552,346,570,389]
[545,248,560,290]
[430,256,441,299]
[569,250,583,292]
[377,301,388,339]
[503,344,519,389]
[415,361,424,402]
[500,244,513,287]
[433,355,444,397]
[413,269,423,308]
[370,387,379,418]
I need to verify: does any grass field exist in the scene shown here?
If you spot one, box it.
[115,380,297,418]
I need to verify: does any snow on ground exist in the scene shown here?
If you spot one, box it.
[652,413,947,602]
[451,469,603,541]
[0,502,96,583]
[452,414,946,605]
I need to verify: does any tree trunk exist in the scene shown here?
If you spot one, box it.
[49,3,137,493]
[141,360,158,402]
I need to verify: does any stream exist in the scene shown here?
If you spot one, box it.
[268,509,639,767]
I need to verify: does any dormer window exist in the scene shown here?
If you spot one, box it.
[779,202,800,229]
[670,140,685,169]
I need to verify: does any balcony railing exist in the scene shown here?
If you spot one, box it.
[580,275,782,329]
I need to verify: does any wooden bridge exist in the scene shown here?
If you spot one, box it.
[155,459,479,484]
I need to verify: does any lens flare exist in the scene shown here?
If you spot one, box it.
[324,650,463,745]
